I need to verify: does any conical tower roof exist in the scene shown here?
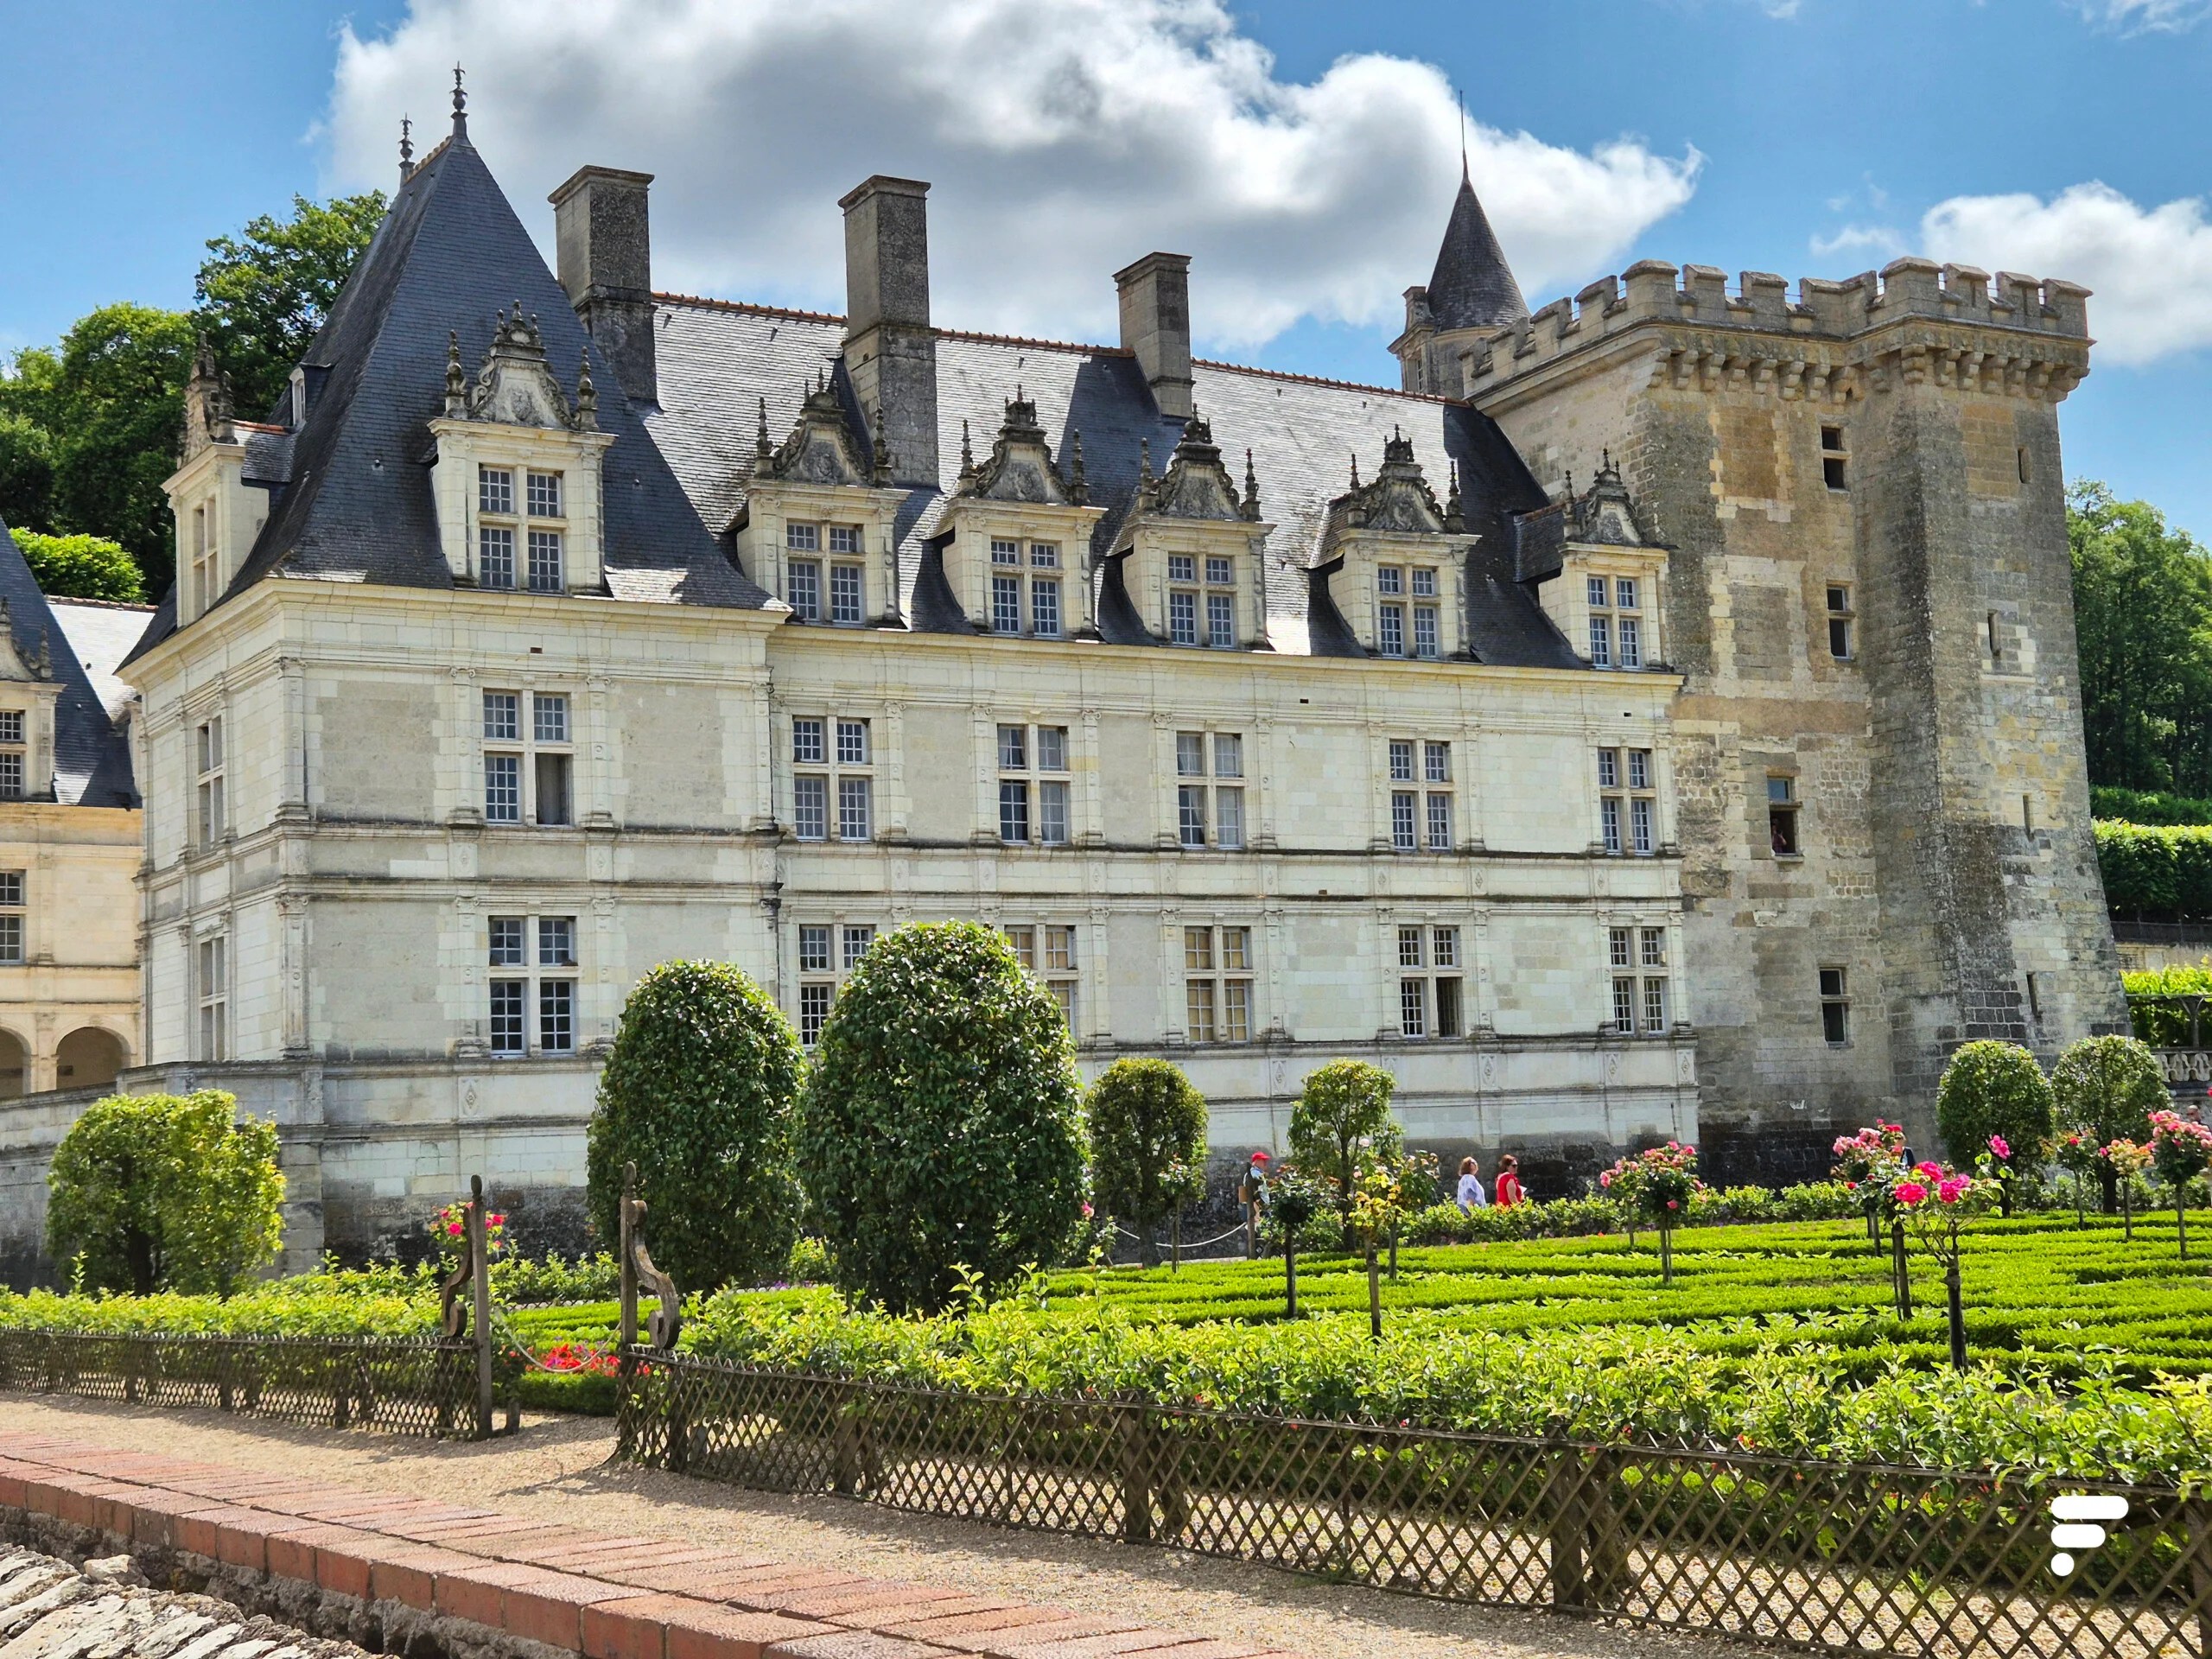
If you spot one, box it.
[1425,173,1528,333]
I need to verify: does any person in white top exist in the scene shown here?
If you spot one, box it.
[1456,1155,1488,1211]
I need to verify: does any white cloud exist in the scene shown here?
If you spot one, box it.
[324,0,1698,353]
[1920,181,2212,365]
[1810,223,1904,260]
[2074,0,2212,34]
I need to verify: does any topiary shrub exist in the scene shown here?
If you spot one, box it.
[1289,1058,1403,1218]
[2050,1033,2166,1213]
[586,960,804,1293]
[47,1090,284,1294]
[1936,1041,2054,1211]
[1086,1058,1207,1267]
[798,920,1085,1313]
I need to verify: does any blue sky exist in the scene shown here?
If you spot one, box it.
[3,0,2209,533]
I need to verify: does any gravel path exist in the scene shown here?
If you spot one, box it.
[0,1396,1777,1659]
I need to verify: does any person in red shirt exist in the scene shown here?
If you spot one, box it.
[1494,1154,1525,1208]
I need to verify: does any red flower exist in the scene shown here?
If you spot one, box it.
[447,1221,463,1236]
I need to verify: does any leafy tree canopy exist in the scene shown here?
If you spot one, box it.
[798,920,1086,1313]
[10,529,145,603]
[0,414,54,535]
[1289,1058,1403,1217]
[194,191,386,420]
[46,1090,285,1295]
[2050,1034,2164,1150]
[585,959,805,1291]
[2070,481,2212,798]
[1935,1040,2055,1169]
[1085,1058,1207,1265]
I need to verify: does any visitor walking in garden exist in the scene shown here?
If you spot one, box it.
[1456,1156,1487,1210]
[1238,1150,1270,1256]
[1494,1154,1523,1207]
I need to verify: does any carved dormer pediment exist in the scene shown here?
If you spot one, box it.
[180,335,236,463]
[753,374,883,489]
[446,304,598,432]
[957,395,1085,505]
[1322,429,1456,548]
[0,601,51,684]
[1566,453,1646,547]
[1143,411,1258,524]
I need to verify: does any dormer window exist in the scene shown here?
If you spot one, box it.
[0,711,22,801]
[477,464,563,592]
[1167,552,1236,648]
[1587,575,1644,669]
[786,522,866,624]
[990,538,1064,638]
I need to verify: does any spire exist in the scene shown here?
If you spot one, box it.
[1425,173,1528,333]
[398,116,414,186]
[1456,87,1468,184]
[451,64,470,144]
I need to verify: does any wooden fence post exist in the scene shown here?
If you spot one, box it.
[468,1175,495,1440]
[1120,1408,1153,1544]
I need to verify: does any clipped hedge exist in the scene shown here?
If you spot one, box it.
[2092,785,2212,827]
[2094,818,2212,919]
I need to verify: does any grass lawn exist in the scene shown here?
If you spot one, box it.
[508,1211,2212,1384]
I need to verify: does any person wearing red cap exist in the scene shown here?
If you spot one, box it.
[1238,1151,1271,1257]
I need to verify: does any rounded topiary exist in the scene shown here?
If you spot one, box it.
[586,960,804,1292]
[798,920,1085,1313]
[1936,1040,2055,1173]
[2051,1033,2167,1211]
[1086,1058,1208,1266]
[1289,1058,1404,1217]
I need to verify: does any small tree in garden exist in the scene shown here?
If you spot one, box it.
[1085,1058,1208,1268]
[1289,1059,1404,1222]
[2102,1139,2153,1240]
[2148,1110,2212,1257]
[1266,1168,1327,1319]
[1890,1160,1993,1371]
[46,1090,284,1295]
[1936,1042,2053,1215]
[1343,1156,1429,1337]
[2050,1035,2164,1212]
[1832,1122,1909,1249]
[587,961,804,1293]
[2050,1128,2101,1227]
[798,921,1086,1313]
[1599,1141,1700,1285]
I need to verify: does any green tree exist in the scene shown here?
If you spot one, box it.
[10,530,145,603]
[798,920,1085,1313]
[1085,1058,1207,1267]
[2069,480,2212,796]
[46,1090,284,1295]
[585,961,804,1292]
[194,191,386,420]
[2050,1034,2166,1212]
[1936,1041,2055,1212]
[0,305,196,590]
[0,413,54,534]
[1289,1058,1404,1219]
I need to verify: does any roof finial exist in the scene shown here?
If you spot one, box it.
[575,350,596,430]
[398,116,414,184]
[1138,436,1154,494]
[958,418,976,485]
[451,64,469,143]
[1446,460,1464,531]
[1563,469,1574,503]
[1350,452,1361,490]
[870,403,892,485]
[1456,86,1468,184]
[444,331,467,416]
[1067,429,1088,505]
[1242,448,1261,522]
[754,396,772,466]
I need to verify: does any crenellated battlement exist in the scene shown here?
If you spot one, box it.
[1433,257,2090,404]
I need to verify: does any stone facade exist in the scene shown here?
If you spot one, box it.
[1398,255,2125,1156]
[0,92,2125,1277]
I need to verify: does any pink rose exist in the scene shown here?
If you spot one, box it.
[1987,1136,2010,1161]
[1915,1161,1943,1181]
[448,1221,463,1236]
[1937,1177,1968,1205]
[1893,1180,1928,1206]
[1666,1198,1679,1211]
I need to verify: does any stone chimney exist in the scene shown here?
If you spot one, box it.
[839,175,938,486]
[550,166,657,405]
[1115,252,1194,421]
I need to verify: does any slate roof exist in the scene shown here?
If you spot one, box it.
[126,115,766,664]
[649,297,1578,666]
[124,118,1577,671]
[1425,175,1529,334]
[0,519,136,808]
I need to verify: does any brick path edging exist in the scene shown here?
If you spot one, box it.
[0,1432,1299,1659]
